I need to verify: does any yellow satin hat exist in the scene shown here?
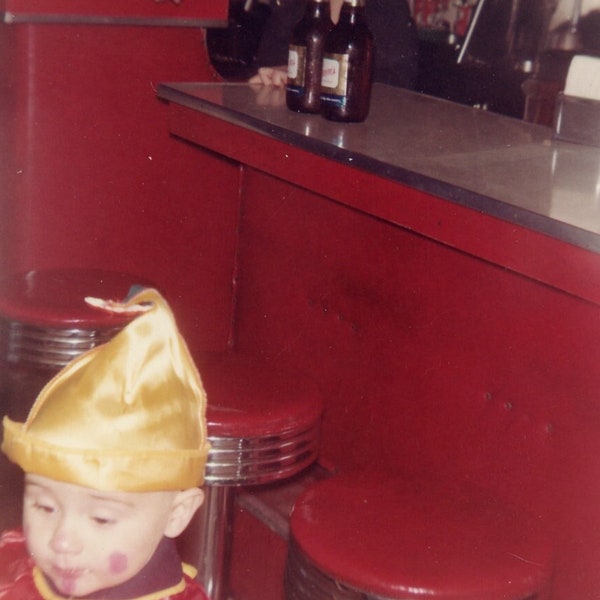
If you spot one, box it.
[2,288,210,492]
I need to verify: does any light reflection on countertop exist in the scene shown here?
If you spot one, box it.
[550,146,600,233]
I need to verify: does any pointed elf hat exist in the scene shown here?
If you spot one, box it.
[2,288,210,492]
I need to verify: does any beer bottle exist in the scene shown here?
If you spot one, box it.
[286,0,333,113]
[320,0,374,122]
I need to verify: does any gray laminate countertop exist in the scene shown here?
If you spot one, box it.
[158,81,600,254]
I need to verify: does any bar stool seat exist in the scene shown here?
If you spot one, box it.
[285,472,553,600]
[185,353,323,600]
[0,268,141,370]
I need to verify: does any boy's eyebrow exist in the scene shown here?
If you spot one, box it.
[88,493,136,508]
[23,478,46,490]
[23,476,135,508]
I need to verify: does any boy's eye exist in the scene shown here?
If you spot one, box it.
[33,501,56,514]
[91,516,116,526]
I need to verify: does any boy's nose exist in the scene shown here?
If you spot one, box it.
[50,518,83,554]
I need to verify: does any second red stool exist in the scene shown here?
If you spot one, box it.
[285,472,553,600]
[181,353,323,600]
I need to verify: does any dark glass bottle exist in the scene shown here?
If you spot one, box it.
[320,0,374,122]
[286,0,333,113]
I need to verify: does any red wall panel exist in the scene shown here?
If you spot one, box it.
[231,167,600,600]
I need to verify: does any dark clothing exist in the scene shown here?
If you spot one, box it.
[83,537,192,599]
[256,0,419,89]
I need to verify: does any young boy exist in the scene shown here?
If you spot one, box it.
[0,288,211,599]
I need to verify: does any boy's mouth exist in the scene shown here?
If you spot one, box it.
[50,565,86,594]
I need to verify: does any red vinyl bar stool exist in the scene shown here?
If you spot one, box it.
[0,269,144,420]
[184,353,323,600]
[285,472,553,600]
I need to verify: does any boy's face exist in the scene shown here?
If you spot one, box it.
[23,474,181,597]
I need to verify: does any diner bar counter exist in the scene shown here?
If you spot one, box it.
[156,82,600,600]
[158,82,600,305]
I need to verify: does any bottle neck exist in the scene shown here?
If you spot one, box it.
[338,0,367,24]
[308,0,330,17]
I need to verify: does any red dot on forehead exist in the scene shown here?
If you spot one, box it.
[109,552,128,575]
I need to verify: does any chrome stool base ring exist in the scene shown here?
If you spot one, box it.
[0,320,123,369]
[205,421,321,486]
[285,538,395,600]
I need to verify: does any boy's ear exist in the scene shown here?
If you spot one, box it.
[164,488,205,538]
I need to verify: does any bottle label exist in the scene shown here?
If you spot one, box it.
[321,53,350,108]
[287,45,306,85]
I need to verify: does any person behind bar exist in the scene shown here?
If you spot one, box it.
[0,288,211,600]
[248,0,419,89]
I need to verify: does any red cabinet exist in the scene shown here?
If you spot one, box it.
[1,0,227,25]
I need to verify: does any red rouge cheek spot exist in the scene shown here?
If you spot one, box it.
[109,552,128,575]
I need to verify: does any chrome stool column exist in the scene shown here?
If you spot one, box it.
[285,472,553,600]
[182,353,323,600]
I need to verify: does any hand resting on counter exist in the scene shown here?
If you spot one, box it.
[248,66,289,87]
